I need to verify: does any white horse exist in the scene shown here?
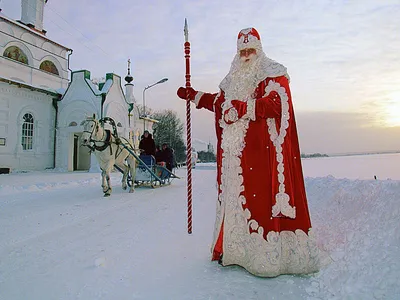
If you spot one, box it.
[80,115,137,196]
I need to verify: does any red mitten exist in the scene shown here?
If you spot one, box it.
[255,91,282,119]
[177,87,197,101]
[223,100,247,124]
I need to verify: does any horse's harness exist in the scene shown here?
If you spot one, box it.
[83,117,123,157]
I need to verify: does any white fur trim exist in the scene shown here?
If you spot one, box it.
[193,91,204,107]
[225,107,239,123]
[237,28,262,51]
[214,91,221,105]
[265,80,295,219]
[237,38,262,51]
[244,98,256,121]
[215,93,319,276]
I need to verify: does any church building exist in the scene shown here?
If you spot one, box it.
[56,67,143,172]
[0,0,149,173]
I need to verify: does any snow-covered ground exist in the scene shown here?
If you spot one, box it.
[1,153,399,300]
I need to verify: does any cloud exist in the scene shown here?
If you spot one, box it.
[2,0,400,153]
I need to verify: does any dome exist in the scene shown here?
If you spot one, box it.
[125,74,133,83]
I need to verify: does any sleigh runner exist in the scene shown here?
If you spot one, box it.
[117,150,180,188]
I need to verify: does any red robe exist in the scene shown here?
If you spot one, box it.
[194,75,320,277]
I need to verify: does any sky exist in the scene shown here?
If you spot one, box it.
[1,154,400,299]
[1,0,400,154]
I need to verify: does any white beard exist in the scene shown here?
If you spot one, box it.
[223,54,261,102]
[219,49,289,104]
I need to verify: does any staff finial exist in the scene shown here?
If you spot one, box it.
[184,18,189,42]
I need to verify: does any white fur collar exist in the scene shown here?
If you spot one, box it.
[219,52,289,94]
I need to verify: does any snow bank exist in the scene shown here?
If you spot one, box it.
[306,176,400,299]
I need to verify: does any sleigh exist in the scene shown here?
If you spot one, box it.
[114,146,179,188]
[133,154,179,187]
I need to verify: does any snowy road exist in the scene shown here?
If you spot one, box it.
[1,168,315,300]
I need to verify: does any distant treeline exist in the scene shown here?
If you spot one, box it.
[300,153,329,158]
[197,150,216,162]
[196,151,328,160]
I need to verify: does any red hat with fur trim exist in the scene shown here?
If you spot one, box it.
[237,27,262,51]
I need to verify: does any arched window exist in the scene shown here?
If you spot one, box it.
[21,113,34,150]
[69,121,77,126]
[117,122,122,127]
[39,60,59,75]
[3,46,28,64]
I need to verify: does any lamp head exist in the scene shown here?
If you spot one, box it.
[157,78,168,84]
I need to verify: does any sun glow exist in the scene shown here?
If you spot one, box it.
[382,92,400,127]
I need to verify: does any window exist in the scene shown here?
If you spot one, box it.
[69,121,77,126]
[39,60,59,75]
[3,46,28,64]
[21,113,34,150]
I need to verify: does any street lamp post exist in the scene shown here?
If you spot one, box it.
[142,78,168,132]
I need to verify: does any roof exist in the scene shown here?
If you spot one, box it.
[0,76,60,97]
[0,13,71,51]
[84,78,103,96]
[100,78,113,94]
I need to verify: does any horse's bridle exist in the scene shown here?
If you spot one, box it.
[82,119,118,155]
[82,119,106,144]
[82,118,140,160]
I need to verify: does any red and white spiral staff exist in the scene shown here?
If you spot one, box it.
[184,18,193,234]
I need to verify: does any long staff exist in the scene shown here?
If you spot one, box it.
[184,18,192,234]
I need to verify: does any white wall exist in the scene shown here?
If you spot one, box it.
[0,82,56,171]
[0,16,69,89]
[56,71,100,171]
[0,14,70,171]
[102,74,130,138]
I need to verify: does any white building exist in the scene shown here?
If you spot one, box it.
[0,1,151,173]
[207,142,215,154]
[56,69,151,172]
[0,1,70,173]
